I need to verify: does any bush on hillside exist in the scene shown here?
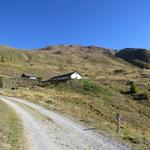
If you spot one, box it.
[83,80,112,96]
[132,92,149,101]
[0,56,5,63]
[0,77,3,88]
[83,80,100,93]
[38,77,43,82]
[129,83,137,94]
[114,69,125,74]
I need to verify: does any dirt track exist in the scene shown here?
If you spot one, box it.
[0,96,131,150]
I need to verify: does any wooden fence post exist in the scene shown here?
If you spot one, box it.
[116,113,121,134]
[56,98,58,110]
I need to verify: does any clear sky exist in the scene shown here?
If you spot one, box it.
[0,0,150,49]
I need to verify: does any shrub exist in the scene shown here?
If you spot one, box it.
[114,69,125,74]
[53,51,62,54]
[0,77,3,88]
[142,92,149,100]
[83,80,103,94]
[0,56,5,62]
[129,83,137,94]
[132,93,149,101]
[38,77,42,82]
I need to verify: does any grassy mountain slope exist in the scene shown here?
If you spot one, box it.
[0,45,150,150]
[116,48,150,69]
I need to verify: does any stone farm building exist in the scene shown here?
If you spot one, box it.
[21,73,38,80]
[44,72,82,83]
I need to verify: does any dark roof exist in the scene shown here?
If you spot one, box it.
[51,72,76,79]
[42,72,81,83]
[21,73,37,77]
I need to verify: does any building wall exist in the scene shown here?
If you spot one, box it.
[3,77,39,88]
[29,76,37,80]
[71,72,82,79]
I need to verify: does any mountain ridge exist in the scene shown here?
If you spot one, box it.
[116,48,150,69]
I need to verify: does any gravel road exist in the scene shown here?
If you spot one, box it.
[0,96,131,150]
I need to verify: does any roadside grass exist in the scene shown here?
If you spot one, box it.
[0,100,25,150]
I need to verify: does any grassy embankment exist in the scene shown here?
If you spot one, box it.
[0,100,25,150]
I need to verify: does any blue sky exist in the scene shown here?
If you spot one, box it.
[0,0,150,49]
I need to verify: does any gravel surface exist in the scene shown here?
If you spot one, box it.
[0,96,131,150]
